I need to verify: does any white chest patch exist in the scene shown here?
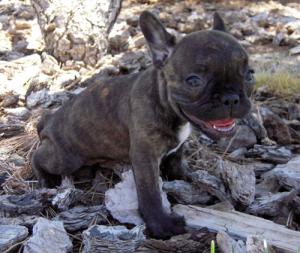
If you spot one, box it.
[167,122,192,156]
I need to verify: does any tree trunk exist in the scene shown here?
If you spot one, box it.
[30,0,123,66]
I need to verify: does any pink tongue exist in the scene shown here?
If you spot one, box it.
[208,118,235,127]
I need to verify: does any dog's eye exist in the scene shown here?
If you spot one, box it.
[185,74,204,87]
[245,69,255,85]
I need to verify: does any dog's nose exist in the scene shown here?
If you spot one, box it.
[221,94,240,107]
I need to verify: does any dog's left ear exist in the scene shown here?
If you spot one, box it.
[213,12,227,32]
[140,11,176,68]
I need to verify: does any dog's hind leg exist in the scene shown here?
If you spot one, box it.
[31,145,61,188]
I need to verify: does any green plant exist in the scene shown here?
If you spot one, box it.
[210,240,215,253]
[255,71,300,98]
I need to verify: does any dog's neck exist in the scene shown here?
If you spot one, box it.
[155,68,187,129]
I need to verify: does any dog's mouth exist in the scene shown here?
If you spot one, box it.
[179,108,237,138]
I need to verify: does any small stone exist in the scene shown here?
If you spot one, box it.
[217,125,257,152]
[289,45,300,55]
[0,225,28,252]
[288,103,300,120]
[259,107,292,145]
[14,20,32,30]
[228,147,247,159]
[23,218,72,253]
[109,23,130,52]
[126,15,139,27]
[0,93,19,108]
[4,107,30,120]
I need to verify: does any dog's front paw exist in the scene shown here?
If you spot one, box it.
[146,214,186,239]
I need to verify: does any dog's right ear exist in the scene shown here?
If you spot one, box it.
[140,11,176,68]
[213,12,228,32]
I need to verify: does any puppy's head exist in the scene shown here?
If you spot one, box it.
[140,11,254,139]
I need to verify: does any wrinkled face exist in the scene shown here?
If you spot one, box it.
[163,31,254,139]
[139,11,254,139]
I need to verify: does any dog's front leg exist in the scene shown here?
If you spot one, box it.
[130,141,186,239]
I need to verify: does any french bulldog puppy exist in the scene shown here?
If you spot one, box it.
[32,11,254,239]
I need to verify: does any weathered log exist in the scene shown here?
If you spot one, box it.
[30,0,123,65]
[174,204,300,252]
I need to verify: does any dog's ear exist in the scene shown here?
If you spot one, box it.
[213,12,227,32]
[140,11,176,68]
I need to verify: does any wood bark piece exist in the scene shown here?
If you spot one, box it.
[246,236,276,253]
[136,230,216,253]
[82,225,145,253]
[31,0,123,65]
[163,180,212,205]
[0,192,44,216]
[0,215,39,229]
[173,204,300,252]
[262,155,300,192]
[51,177,83,211]
[0,225,28,252]
[23,218,72,253]
[247,190,297,216]
[0,123,24,138]
[220,161,256,206]
[54,205,108,232]
[189,170,229,202]
[216,231,246,253]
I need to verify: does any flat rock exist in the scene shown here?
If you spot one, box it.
[23,218,72,253]
[105,170,170,225]
[0,54,42,96]
[54,205,108,232]
[0,225,28,252]
[82,225,145,253]
[26,89,72,109]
